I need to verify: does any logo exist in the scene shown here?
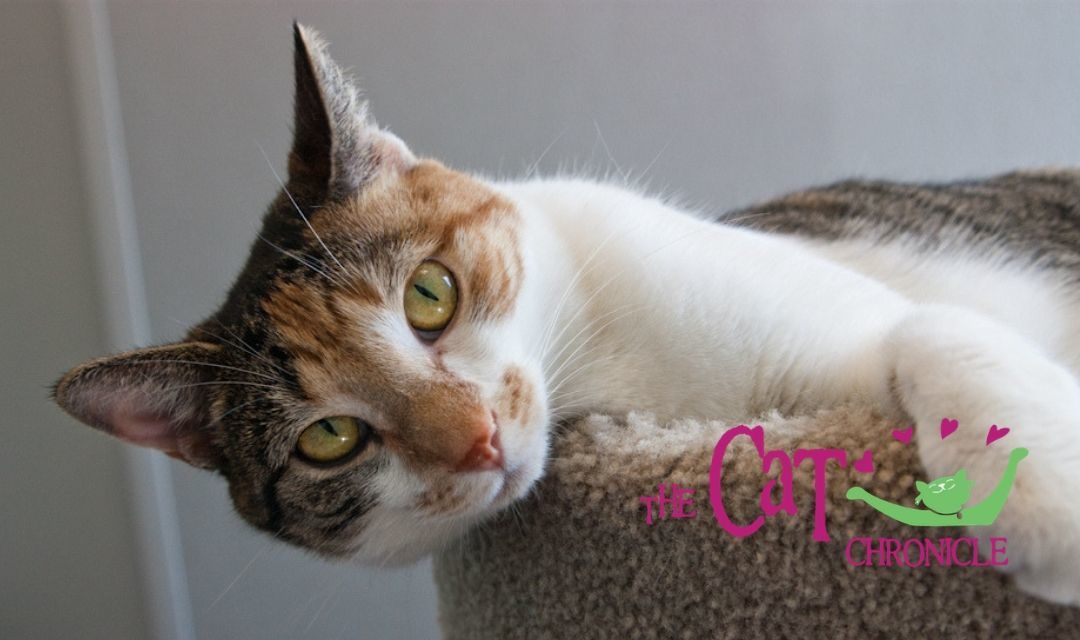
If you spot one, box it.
[638,417,1026,569]
[841,419,1025,568]
[844,447,1027,528]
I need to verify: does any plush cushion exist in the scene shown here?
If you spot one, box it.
[433,407,1079,639]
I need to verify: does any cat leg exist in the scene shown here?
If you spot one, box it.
[887,303,1080,605]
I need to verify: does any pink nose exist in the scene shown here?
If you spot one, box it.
[455,419,503,472]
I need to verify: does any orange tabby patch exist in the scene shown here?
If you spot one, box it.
[402,162,524,320]
[316,160,524,322]
[498,366,536,425]
[262,281,341,358]
[260,280,381,403]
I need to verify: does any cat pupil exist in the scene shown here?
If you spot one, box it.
[320,420,338,437]
[414,284,439,302]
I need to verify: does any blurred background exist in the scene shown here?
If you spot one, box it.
[5,1,1080,639]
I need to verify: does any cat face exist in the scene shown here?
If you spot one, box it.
[914,469,973,515]
[52,25,550,563]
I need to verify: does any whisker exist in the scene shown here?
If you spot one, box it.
[164,315,293,384]
[524,127,568,179]
[716,208,779,227]
[257,142,348,275]
[155,380,288,395]
[538,253,636,369]
[538,225,709,412]
[547,224,706,369]
[546,353,623,403]
[215,398,264,422]
[593,120,629,183]
[112,359,282,383]
[533,221,635,364]
[543,301,644,383]
[258,234,345,287]
[303,577,346,633]
[207,543,271,610]
[204,321,296,380]
[636,140,670,184]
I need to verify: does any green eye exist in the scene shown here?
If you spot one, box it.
[296,416,366,464]
[404,260,458,335]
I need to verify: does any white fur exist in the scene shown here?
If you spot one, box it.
[491,177,1080,605]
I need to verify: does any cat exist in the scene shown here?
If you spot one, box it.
[54,24,1080,605]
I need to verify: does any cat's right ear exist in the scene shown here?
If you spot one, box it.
[53,342,224,469]
[915,480,930,494]
[288,23,416,202]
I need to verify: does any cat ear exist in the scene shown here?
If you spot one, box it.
[53,342,224,469]
[915,480,930,494]
[955,469,967,480]
[289,23,416,201]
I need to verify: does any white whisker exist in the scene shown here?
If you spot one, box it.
[524,127,568,179]
[257,142,347,274]
[116,359,282,384]
[207,543,271,609]
[156,380,288,395]
[258,233,345,287]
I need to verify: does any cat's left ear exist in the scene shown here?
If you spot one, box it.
[955,469,967,480]
[288,23,416,201]
[53,342,224,469]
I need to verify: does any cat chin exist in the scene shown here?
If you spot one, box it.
[346,462,544,565]
[347,515,483,566]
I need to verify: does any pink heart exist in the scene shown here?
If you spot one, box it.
[986,424,1010,446]
[940,418,959,440]
[853,449,874,474]
[892,426,913,444]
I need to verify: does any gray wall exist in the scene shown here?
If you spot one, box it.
[1,3,147,639]
[7,1,1080,639]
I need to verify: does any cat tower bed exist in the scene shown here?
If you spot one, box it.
[433,407,1079,639]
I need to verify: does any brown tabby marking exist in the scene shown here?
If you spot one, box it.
[725,169,1080,279]
[415,482,467,516]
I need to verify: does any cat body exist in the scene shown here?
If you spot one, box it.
[506,178,903,426]
[511,175,1080,604]
[54,25,1080,606]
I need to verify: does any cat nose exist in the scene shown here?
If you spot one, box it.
[455,417,502,472]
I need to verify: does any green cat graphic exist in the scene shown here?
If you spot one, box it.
[914,469,973,516]
[845,447,1028,526]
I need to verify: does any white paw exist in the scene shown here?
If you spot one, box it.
[889,303,1080,605]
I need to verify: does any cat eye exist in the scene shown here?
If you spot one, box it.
[296,416,369,464]
[404,260,458,338]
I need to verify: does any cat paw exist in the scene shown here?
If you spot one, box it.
[887,304,1080,605]
[1013,555,1080,607]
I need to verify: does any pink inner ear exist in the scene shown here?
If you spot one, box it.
[107,406,181,454]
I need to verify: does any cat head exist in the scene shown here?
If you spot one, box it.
[53,24,551,563]
[914,469,973,515]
